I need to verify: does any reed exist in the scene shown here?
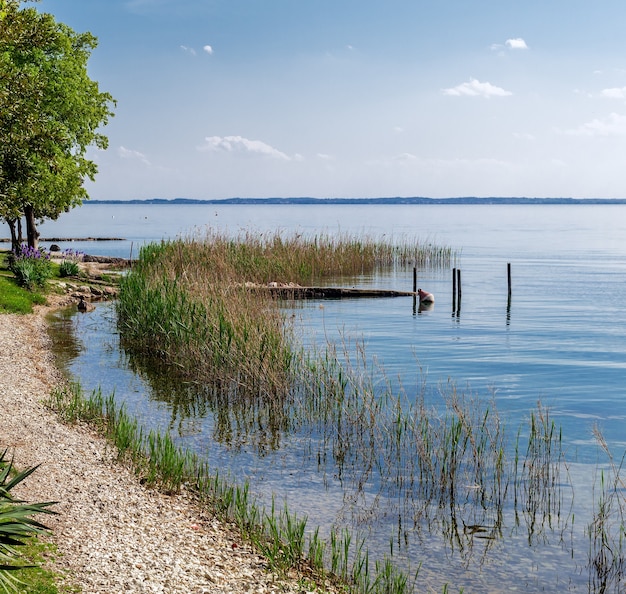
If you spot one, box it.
[117,240,295,404]
[108,231,574,591]
[588,426,626,593]
[48,382,421,593]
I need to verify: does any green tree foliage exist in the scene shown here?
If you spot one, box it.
[0,0,115,250]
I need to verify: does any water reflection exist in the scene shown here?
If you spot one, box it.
[122,346,295,455]
[46,301,625,593]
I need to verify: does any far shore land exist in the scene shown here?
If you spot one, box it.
[80,196,626,205]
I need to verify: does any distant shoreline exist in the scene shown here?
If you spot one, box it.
[86,197,626,205]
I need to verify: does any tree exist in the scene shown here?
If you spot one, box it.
[0,0,115,250]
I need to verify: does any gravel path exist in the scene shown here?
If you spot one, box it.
[0,308,332,593]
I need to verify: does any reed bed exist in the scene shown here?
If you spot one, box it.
[110,230,611,591]
[116,231,455,445]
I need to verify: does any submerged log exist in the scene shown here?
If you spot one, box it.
[255,286,417,299]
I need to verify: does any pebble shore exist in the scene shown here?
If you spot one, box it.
[0,307,334,593]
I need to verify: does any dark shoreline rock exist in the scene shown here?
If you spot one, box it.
[83,254,132,266]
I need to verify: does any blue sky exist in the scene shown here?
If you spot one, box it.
[37,0,626,199]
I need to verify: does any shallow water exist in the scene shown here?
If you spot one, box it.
[45,203,626,592]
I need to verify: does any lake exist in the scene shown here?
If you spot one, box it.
[41,203,626,592]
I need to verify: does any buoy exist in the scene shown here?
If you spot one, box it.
[417,288,434,303]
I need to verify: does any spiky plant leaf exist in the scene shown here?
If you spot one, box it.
[0,450,57,593]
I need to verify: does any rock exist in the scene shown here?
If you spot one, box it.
[83,255,130,266]
[77,296,95,312]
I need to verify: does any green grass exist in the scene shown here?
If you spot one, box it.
[0,252,47,313]
[14,540,78,594]
[47,382,420,593]
[0,275,46,314]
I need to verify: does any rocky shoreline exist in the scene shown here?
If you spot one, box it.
[1,304,334,592]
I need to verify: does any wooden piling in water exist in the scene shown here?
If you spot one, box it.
[413,266,417,293]
[507,263,512,299]
[452,267,457,311]
[457,268,462,302]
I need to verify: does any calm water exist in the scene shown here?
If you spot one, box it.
[44,203,626,592]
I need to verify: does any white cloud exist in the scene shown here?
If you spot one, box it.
[392,152,418,163]
[203,45,214,55]
[118,146,150,166]
[180,45,196,56]
[443,78,513,98]
[505,38,528,50]
[199,135,294,160]
[601,87,626,99]
[565,112,626,136]
[316,153,334,160]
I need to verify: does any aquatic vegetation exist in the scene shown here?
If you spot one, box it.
[587,427,626,594]
[48,382,419,593]
[116,231,455,446]
[98,229,626,591]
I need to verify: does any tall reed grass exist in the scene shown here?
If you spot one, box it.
[116,231,456,444]
[587,426,626,593]
[111,230,586,591]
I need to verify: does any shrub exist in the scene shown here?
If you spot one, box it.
[58,249,84,278]
[9,245,52,289]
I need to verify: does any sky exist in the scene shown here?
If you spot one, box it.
[35,0,626,200]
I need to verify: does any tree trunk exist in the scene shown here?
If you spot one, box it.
[24,205,39,250]
[6,218,24,253]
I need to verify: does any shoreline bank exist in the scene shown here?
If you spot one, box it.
[1,305,331,593]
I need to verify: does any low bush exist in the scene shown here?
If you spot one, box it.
[58,249,84,278]
[8,245,52,289]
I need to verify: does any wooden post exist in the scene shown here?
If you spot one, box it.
[413,266,417,293]
[457,268,462,302]
[507,263,512,299]
[452,267,457,311]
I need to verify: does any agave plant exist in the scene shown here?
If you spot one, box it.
[0,449,57,593]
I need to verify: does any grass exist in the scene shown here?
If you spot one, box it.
[109,232,588,592]
[48,230,626,590]
[0,251,46,313]
[13,541,78,594]
[0,275,46,314]
[117,232,456,405]
[0,247,123,316]
[587,426,626,593]
[47,381,423,593]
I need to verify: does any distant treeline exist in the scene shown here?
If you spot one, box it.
[87,196,626,205]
